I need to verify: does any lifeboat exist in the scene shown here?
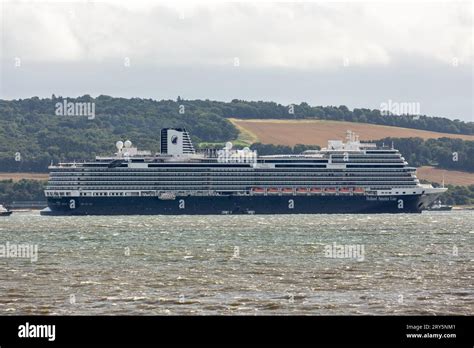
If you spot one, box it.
[354,187,365,194]
[0,204,12,217]
[267,188,279,194]
[282,188,293,194]
[324,188,337,193]
[310,188,322,193]
[296,188,308,194]
[252,188,265,194]
[339,187,351,193]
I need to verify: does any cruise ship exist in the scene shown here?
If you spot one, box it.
[40,128,446,215]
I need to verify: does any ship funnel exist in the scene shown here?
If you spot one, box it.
[160,128,195,155]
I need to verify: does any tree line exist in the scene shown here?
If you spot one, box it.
[1,96,472,172]
[372,137,474,173]
[0,96,238,172]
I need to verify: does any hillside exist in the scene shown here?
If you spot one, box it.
[0,96,238,172]
[229,119,474,147]
[1,96,473,173]
[222,100,473,135]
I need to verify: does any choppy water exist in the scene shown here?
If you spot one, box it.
[0,211,472,315]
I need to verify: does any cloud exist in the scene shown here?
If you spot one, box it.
[0,1,472,121]
[2,1,472,69]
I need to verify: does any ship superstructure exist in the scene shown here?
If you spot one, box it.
[41,129,446,215]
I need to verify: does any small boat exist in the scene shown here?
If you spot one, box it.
[296,188,308,194]
[353,188,365,194]
[252,188,265,193]
[339,188,351,193]
[310,188,322,193]
[0,204,12,216]
[267,188,279,194]
[282,188,293,194]
[428,200,453,211]
[324,188,337,193]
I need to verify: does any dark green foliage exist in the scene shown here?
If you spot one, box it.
[437,184,474,205]
[373,137,474,172]
[1,96,472,173]
[0,179,46,204]
[0,96,238,172]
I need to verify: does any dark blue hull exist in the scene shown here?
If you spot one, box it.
[41,194,424,215]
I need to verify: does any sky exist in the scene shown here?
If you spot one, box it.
[0,0,472,121]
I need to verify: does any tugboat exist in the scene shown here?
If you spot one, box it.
[428,199,452,211]
[0,204,12,216]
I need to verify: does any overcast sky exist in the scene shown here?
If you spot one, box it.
[0,0,472,121]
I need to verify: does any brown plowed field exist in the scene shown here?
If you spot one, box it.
[229,119,474,147]
[416,166,474,186]
[0,173,49,181]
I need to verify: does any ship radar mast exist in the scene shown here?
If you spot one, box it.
[325,130,376,151]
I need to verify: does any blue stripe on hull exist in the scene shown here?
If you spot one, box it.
[41,195,423,215]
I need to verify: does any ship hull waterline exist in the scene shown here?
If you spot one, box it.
[40,194,430,215]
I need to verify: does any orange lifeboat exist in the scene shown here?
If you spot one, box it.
[339,187,351,193]
[296,188,308,194]
[354,187,365,194]
[282,188,293,194]
[252,187,265,194]
[324,188,337,193]
[267,188,279,194]
[310,188,322,193]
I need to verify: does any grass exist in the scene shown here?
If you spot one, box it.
[228,118,260,145]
